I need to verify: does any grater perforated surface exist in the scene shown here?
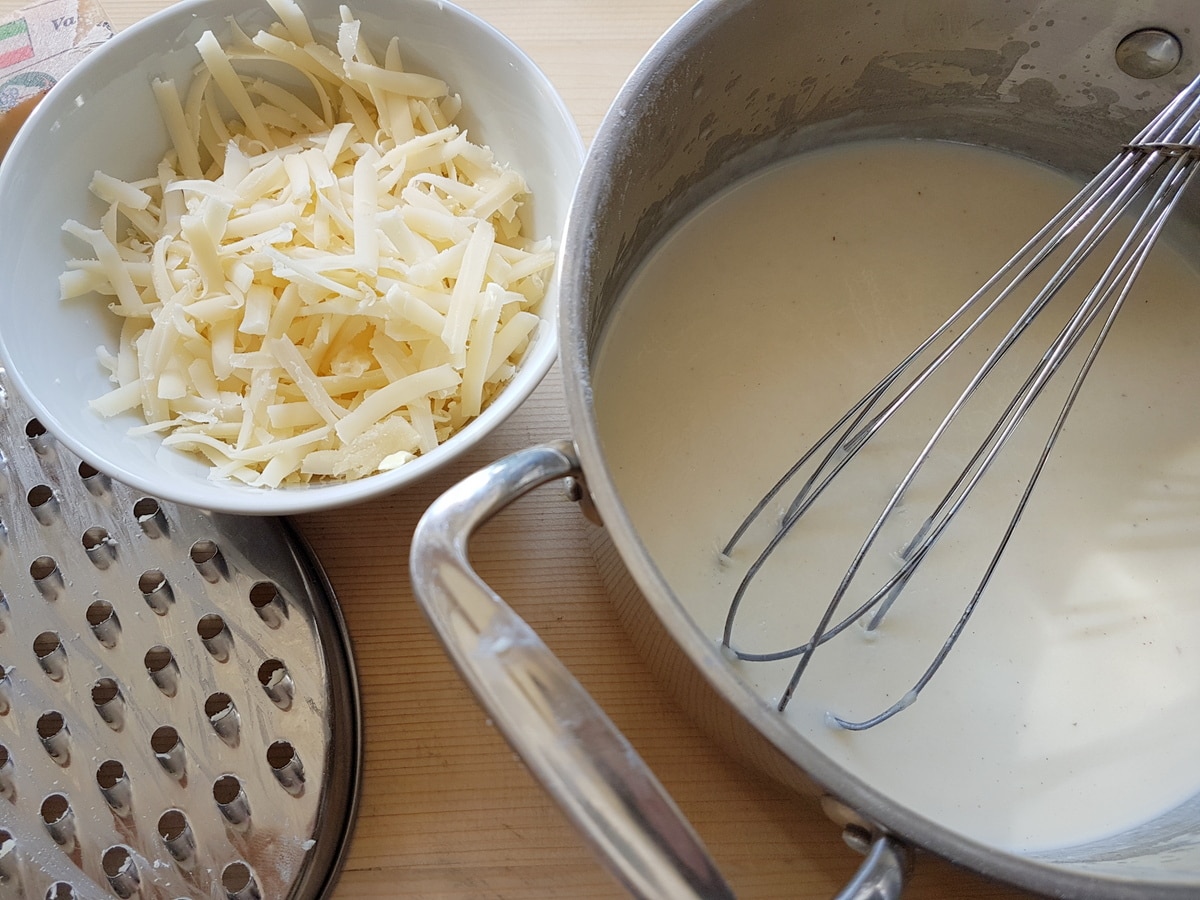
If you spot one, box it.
[0,368,360,899]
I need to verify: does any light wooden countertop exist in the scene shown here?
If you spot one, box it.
[1,0,1035,896]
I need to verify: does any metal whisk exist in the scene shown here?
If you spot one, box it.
[720,72,1200,731]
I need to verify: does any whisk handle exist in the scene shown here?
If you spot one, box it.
[410,440,734,900]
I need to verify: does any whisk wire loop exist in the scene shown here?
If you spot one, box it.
[721,72,1200,728]
[833,146,1200,730]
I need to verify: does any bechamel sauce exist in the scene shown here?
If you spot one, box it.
[592,139,1200,853]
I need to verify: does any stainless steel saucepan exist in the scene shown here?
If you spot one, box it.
[411,1,1200,896]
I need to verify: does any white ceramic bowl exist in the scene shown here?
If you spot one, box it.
[0,0,583,515]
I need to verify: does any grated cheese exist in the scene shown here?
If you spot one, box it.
[62,2,552,486]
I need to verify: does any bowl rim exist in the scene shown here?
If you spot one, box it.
[0,0,584,516]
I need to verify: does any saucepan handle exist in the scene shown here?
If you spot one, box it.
[409,439,910,899]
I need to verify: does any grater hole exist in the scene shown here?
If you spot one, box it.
[151,725,180,754]
[77,459,111,496]
[37,711,70,766]
[267,739,304,796]
[86,599,114,627]
[27,484,54,511]
[33,631,62,660]
[46,882,75,900]
[222,860,259,897]
[0,667,11,716]
[139,569,173,615]
[102,846,130,872]
[249,581,287,628]
[91,678,124,729]
[158,808,198,866]
[30,555,57,580]
[267,739,295,768]
[40,792,76,851]
[96,759,124,790]
[83,526,117,569]
[206,692,240,745]
[191,539,228,582]
[212,773,251,830]
[91,678,119,706]
[250,582,278,608]
[33,632,66,680]
[198,614,232,662]
[96,759,132,818]
[205,692,234,718]
[85,599,121,648]
[198,614,225,640]
[30,556,65,602]
[145,646,173,673]
[132,497,159,519]
[101,844,139,897]
[158,811,195,868]
[0,830,15,877]
[37,710,67,740]
[191,539,219,564]
[258,658,285,685]
[151,726,186,782]
[213,775,241,804]
[132,497,169,538]
[258,658,293,710]
[158,808,186,840]
[39,792,68,826]
[223,862,249,888]
[0,745,12,800]
[138,569,167,593]
[82,526,110,550]
[144,645,179,696]
[25,418,53,454]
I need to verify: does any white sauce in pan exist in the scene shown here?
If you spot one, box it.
[592,139,1200,852]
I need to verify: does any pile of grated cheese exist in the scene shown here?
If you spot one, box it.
[60,0,553,487]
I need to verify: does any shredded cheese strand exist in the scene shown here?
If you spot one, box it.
[62,3,550,486]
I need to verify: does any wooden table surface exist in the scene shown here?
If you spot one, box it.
[1,0,1037,896]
